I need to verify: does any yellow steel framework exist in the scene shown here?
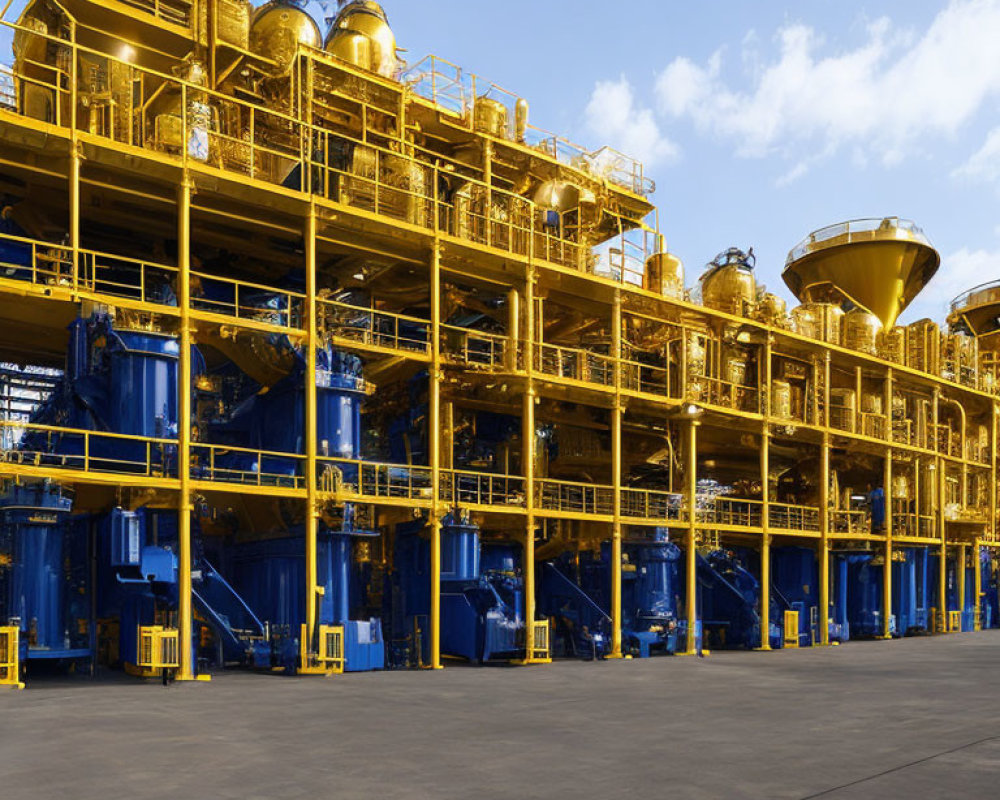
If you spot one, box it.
[0,0,995,681]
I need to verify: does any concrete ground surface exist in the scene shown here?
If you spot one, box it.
[3,631,1000,800]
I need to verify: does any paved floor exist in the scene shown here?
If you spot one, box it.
[3,631,1000,799]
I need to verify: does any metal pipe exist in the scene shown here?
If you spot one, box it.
[521,259,538,662]
[958,542,966,631]
[883,367,893,638]
[176,175,195,681]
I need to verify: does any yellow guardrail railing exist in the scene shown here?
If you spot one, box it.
[621,358,669,396]
[0,420,175,477]
[441,325,510,369]
[137,625,179,670]
[620,488,686,523]
[190,270,304,330]
[320,457,433,500]
[830,509,870,534]
[768,503,821,532]
[192,442,306,489]
[442,470,525,507]
[697,498,764,528]
[0,625,24,689]
[535,343,614,387]
[0,232,71,286]
[536,479,614,516]
[320,298,431,355]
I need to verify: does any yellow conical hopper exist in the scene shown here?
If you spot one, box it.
[947,280,1000,339]
[783,218,939,329]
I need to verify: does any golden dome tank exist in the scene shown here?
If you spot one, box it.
[250,0,321,73]
[700,248,756,316]
[325,1,398,79]
[474,97,510,138]
[843,308,882,355]
[879,326,906,364]
[644,252,684,299]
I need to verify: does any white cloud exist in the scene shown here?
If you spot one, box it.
[905,246,1000,322]
[654,0,1000,165]
[953,126,1000,184]
[584,76,679,168]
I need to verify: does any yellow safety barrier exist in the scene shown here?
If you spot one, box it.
[530,620,551,662]
[137,626,180,670]
[783,611,800,648]
[0,625,24,689]
[948,610,962,633]
[317,625,345,674]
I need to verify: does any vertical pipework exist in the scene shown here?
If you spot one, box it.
[176,175,194,680]
[684,418,698,654]
[506,287,519,373]
[304,204,319,661]
[610,290,623,658]
[938,452,947,633]
[974,538,982,631]
[429,241,442,668]
[759,425,771,650]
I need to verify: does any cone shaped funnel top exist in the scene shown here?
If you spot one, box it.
[783,218,939,329]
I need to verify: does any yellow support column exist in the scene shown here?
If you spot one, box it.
[882,369,893,639]
[819,432,831,646]
[429,242,443,669]
[69,143,81,292]
[683,418,699,655]
[175,175,200,681]
[974,539,982,631]
[958,543,967,632]
[300,203,323,673]
[938,456,948,634]
[609,290,623,658]
[758,426,771,650]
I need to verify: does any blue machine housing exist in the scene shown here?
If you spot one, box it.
[699,549,780,650]
[771,546,819,646]
[0,482,92,666]
[893,547,930,635]
[393,514,523,665]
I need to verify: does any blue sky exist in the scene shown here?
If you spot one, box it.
[3,1,998,324]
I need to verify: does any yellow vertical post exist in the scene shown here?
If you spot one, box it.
[610,290,623,658]
[176,175,195,681]
[683,418,698,655]
[69,144,80,292]
[938,455,947,633]
[521,260,538,663]
[506,287,519,373]
[958,543,967,632]
[883,448,893,639]
[759,425,771,650]
[303,204,319,666]
[974,538,982,631]
[819,432,831,645]
[429,242,442,669]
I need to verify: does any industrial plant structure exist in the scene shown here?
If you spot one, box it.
[0,0,997,688]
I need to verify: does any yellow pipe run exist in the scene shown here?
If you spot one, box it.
[176,175,195,681]
[819,432,830,646]
[882,368,893,639]
[521,262,539,663]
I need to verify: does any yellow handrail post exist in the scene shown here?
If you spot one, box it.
[682,417,699,655]
[758,424,772,651]
[958,542,967,631]
[819,431,831,646]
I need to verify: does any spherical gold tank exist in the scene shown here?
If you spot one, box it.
[701,265,755,316]
[325,1,397,79]
[250,0,321,72]
[474,97,509,138]
[791,303,843,344]
[756,293,788,327]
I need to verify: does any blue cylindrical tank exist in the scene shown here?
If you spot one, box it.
[629,530,681,622]
[109,329,180,438]
[441,516,480,582]
[0,482,88,660]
